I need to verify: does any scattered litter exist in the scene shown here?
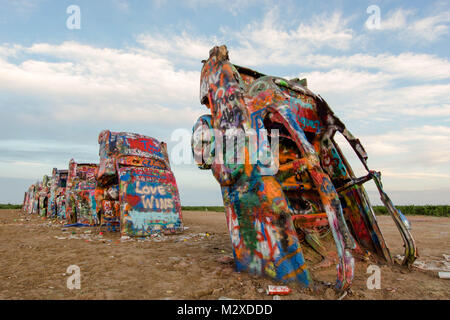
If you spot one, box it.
[386,287,397,293]
[438,271,450,279]
[273,295,281,300]
[166,290,174,294]
[266,285,291,295]
[63,223,90,228]
[257,288,265,294]
[54,233,107,241]
[413,259,450,272]
[218,296,234,300]
[393,254,404,264]
[175,232,213,243]
[120,235,134,242]
[337,291,347,300]
[443,254,450,262]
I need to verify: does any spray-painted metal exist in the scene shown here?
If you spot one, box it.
[192,45,417,290]
[65,159,98,225]
[22,183,38,214]
[96,130,183,237]
[48,168,68,219]
[38,175,51,217]
[32,181,42,215]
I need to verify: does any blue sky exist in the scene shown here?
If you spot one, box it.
[0,0,449,205]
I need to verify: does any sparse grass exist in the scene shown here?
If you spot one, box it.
[373,205,450,217]
[4,204,449,217]
[0,203,22,209]
[181,206,225,212]
[183,205,450,217]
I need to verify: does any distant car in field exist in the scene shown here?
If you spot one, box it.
[48,168,68,219]
[23,184,38,214]
[32,182,41,215]
[38,175,51,217]
[65,159,98,225]
[96,130,183,237]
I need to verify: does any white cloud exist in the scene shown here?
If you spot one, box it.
[362,126,450,169]
[137,31,221,62]
[335,125,450,194]
[379,8,415,30]
[303,69,393,93]
[227,9,354,66]
[409,10,450,42]
[290,53,450,83]
[374,8,450,43]
[0,41,202,127]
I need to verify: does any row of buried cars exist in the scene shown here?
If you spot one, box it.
[20,45,417,291]
[22,130,183,237]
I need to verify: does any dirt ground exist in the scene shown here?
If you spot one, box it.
[0,209,449,300]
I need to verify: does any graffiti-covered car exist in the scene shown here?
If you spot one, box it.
[191,45,417,290]
[48,168,68,219]
[32,181,42,215]
[38,175,51,217]
[96,130,183,237]
[65,159,98,225]
[23,183,38,214]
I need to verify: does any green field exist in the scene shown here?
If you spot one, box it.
[4,204,450,217]
[181,206,225,212]
[0,204,22,209]
[182,205,450,217]
[373,205,450,217]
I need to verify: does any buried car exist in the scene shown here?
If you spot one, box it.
[23,183,38,215]
[96,130,183,237]
[48,168,68,219]
[191,45,417,291]
[65,159,98,225]
[38,175,51,217]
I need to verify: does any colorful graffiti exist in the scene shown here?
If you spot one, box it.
[22,183,39,215]
[65,159,98,225]
[48,168,68,219]
[96,130,183,237]
[192,45,417,290]
[38,175,51,217]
